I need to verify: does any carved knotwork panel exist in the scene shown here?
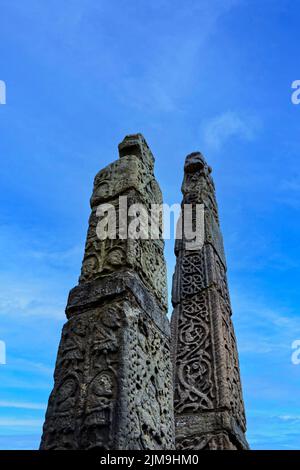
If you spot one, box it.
[180,252,206,299]
[117,305,174,450]
[129,239,167,310]
[174,289,216,414]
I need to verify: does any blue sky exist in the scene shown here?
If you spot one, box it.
[0,0,300,450]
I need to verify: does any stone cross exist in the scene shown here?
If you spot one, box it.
[40,134,174,450]
[171,152,248,450]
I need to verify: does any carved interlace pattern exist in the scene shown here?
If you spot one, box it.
[174,291,216,413]
[118,309,174,449]
[174,252,216,413]
[172,153,247,449]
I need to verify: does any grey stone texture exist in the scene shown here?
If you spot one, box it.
[171,152,249,450]
[40,134,174,450]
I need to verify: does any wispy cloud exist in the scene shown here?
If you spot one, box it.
[278,175,300,209]
[0,434,40,450]
[279,415,300,421]
[8,359,54,377]
[232,289,300,356]
[1,0,244,115]
[109,1,244,113]
[0,223,81,319]
[0,280,65,319]
[246,412,300,450]
[0,401,46,411]
[0,419,43,427]
[201,111,260,151]
[280,178,300,193]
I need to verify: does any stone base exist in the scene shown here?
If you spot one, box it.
[176,411,249,450]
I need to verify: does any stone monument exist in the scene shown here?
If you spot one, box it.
[40,134,174,450]
[171,152,248,450]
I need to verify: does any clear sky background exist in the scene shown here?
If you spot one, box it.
[0,0,300,450]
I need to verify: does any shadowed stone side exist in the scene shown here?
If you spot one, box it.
[171,152,248,450]
[40,134,174,450]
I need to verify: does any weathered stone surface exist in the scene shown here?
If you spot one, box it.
[171,152,248,450]
[40,134,174,450]
[80,135,167,313]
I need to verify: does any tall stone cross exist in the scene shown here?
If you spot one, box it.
[171,152,248,450]
[40,134,174,450]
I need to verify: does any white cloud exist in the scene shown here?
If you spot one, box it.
[0,401,46,410]
[231,288,300,357]
[9,359,53,376]
[279,415,300,421]
[0,224,80,319]
[0,419,43,427]
[110,1,244,113]
[0,281,65,319]
[201,111,260,151]
[278,176,300,209]
[281,178,300,193]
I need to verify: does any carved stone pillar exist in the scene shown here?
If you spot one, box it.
[171,152,248,450]
[40,134,174,450]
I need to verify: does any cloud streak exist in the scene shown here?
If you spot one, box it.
[0,419,43,427]
[0,401,46,411]
[201,111,260,151]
